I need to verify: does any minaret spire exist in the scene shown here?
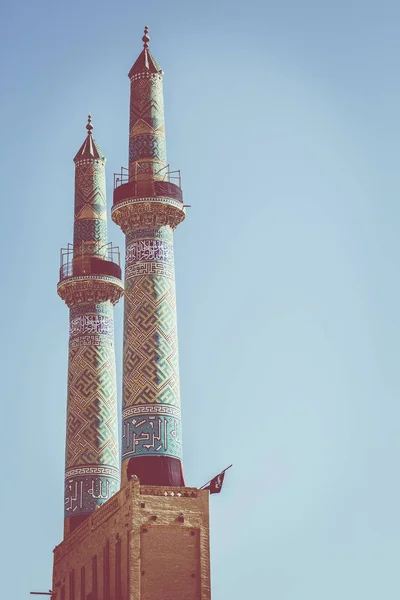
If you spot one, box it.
[86,114,93,133]
[127,26,162,81]
[73,115,102,162]
[142,25,150,48]
[58,118,124,537]
[112,29,186,487]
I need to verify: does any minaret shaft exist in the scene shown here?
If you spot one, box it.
[128,73,167,181]
[121,225,182,463]
[113,36,186,486]
[73,158,108,256]
[65,299,119,522]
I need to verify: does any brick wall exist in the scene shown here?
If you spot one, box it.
[52,479,210,600]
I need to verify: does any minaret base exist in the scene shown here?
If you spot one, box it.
[124,456,185,488]
[52,478,210,600]
[64,513,89,538]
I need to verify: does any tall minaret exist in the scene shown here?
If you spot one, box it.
[112,28,186,487]
[57,117,124,536]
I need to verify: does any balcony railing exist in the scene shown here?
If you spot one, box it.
[113,164,182,190]
[113,166,129,188]
[59,242,122,282]
[113,166,183,206]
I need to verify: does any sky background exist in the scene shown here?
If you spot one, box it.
[1,0,400,598]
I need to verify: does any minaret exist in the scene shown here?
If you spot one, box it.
[57,117,124,536]
[112,27,186,487]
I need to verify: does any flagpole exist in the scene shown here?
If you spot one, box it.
[199,464,233,490]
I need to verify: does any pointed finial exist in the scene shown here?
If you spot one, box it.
[142,25,150,48]
[86,114,93,135]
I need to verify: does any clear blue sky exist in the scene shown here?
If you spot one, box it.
[1,0,400,598]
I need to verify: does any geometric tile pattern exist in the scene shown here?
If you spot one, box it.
[74,219,107,246]
[122,226,182,462]
[74,160,108,253]
[129,134,166,163]
[129,76,164,130]
[74,161,107,219]
[129,74,167,181]
[65,301,120,518]
[71,302,113,317]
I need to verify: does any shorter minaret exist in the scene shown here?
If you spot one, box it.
[57,117,124,536]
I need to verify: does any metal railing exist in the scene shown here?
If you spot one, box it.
[114,164,182,189]
[59,242,121,281]
[155,164,182,188]
[114,166,129,189]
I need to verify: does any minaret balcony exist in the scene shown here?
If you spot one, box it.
[57,243,124,306]
[113,165,183,206]
[112,167,186,231]
[59,242,122,282]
